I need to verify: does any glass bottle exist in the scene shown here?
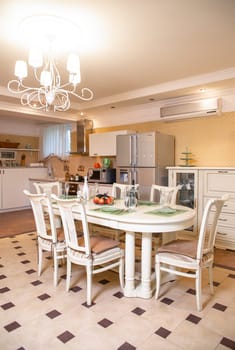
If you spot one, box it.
[83,176,89,201]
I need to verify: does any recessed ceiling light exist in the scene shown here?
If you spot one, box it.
[199,88,206,93]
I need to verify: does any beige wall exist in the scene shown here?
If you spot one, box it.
[96,111,235,167]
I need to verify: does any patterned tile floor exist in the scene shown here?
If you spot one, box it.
[1,232,235,350]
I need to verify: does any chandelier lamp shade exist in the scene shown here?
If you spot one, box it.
[8,16,94,112]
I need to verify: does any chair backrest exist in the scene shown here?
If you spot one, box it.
[111,183,139,199]
[51,195,90,255]
[150,184,181,205]
[23,189,58,243]
[33,181,61,196]
[111,183,128,199]
[197,194,229,260]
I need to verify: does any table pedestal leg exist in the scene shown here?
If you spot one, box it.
[137,232,153,298]
[123,231,136,297]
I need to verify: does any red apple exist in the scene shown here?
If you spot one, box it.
[93,196,100,204]
[98,197,105,204]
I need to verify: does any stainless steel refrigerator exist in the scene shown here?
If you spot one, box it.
[116,132,175,200]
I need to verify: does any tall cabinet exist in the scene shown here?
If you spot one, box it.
[168,167,235,250]
[168,168,198,233]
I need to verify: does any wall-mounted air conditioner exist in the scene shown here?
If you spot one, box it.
[160,98,222,121]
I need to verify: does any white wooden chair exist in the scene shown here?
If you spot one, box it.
[33,181,61,196]
[150,184,181,205]
[111,183,128,199]
[23,190,66,286]
[33,181,62,228]
[150,184,181,251]
[52,195,124,306]
[155,194,229,311]
[111,183,140,199]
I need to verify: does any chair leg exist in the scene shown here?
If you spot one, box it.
[119,255,124,289]
[155,259,161,299]
[195,268,202,312]
[66,258,71,292]
[53,248,58,287]
[86,264,92,306]
[38,245,43,277]
[208,263,214,294]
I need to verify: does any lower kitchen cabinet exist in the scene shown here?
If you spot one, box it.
[0,167,47,211]
[168,167,235,250]
[198,169,235,250]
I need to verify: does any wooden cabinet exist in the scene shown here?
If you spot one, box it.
[89,130,134,156]
[0,167,47,211]
[168,167,235,250]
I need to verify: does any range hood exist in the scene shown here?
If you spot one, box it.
[70,119,93,155]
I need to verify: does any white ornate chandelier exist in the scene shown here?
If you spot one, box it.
[8,15,94,112]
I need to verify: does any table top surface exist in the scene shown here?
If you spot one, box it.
[68,199,196,233]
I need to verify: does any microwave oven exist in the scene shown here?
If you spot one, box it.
[0,150,16,160]
[88,168,116,184]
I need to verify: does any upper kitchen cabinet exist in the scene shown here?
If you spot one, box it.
[89,130,135,157]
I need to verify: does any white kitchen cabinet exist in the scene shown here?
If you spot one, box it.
[0,167,47,211]
[168,167,198,234]
[198,169,235,250]
[168,167,235,250]
[89,130,134,156]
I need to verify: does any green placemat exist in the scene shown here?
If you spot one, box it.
[145,208,187,216]
[137,200,158,206]
[59,195,78,199]
[91,207,128,215]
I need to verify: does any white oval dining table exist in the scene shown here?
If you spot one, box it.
[70,200,196,299]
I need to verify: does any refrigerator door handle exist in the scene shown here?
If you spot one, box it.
[131,134,137,166]
[128,137,132,166]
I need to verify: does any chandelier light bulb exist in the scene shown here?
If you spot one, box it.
[67,53,80,73]
[40,71,52,87]
[14,60,28,79]
[29,47,43,68]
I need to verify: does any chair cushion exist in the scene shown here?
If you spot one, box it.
[78,235,120,254]
[46,227,65,242]
[56,227,65,242]
[157,239,198,259]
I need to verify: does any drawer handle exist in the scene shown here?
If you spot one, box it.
[217,232,227,236]
[218,218,228,222]
[218,170,228,174]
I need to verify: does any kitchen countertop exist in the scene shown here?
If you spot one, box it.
[28,178,113,186]
[28,177,63,182]
[167,166,235,170]
[0,166,47,169]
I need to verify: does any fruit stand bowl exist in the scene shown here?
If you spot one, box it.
[93,194,114,205]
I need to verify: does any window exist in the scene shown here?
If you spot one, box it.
[40,124,71,159]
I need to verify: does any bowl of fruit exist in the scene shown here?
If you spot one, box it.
[93,193,114,205]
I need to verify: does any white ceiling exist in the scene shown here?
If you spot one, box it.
[0,0,235,128]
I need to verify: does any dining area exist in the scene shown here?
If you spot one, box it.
[1,183,234,350]
[23,180,223,310]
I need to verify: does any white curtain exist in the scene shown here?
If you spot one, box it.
[40,124,71,159]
